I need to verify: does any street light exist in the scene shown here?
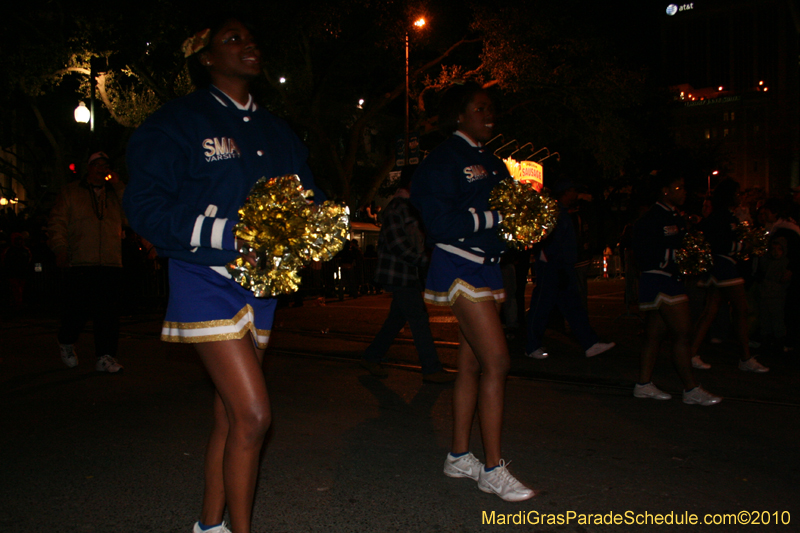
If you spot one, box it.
[74,102,90,124]
[405,17,426,167]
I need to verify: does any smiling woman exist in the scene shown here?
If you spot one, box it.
[199,20,262,102]
[124,14,325,533]
[410,82,535,502]
[186,18,262,103]
[455,92,495,144]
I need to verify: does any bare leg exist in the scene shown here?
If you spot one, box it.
[450,298,510,468]
[638,310,667,384]
[691,288,721,358]
[196,336,269,533]
[659,302,696,390]
[200,391,228,526]
[450,327,480,457]
[723,284,752,361]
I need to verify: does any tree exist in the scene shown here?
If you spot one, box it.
[0,2,194,209]
[1,0,657,213]
[470,2,648,180]
[254,0,484,206]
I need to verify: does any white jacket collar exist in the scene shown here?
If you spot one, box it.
[210,86,256,112]
[454,130,482,148]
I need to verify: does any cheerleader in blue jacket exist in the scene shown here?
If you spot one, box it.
[690,178,769,373]
[411,83,534,502]
[125,17,324,533]
[632,174,720,405]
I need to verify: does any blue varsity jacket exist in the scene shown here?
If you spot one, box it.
[632,202,686,275]
[698,208,742,260]
[410,132,508,259]
[124,86,325,267]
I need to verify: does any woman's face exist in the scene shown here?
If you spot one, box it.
[663,179,686,207]
[201,19,262,82]
[457,91,495,143]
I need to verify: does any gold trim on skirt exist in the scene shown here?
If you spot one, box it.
[161,304,271,349]
[424,278,506,306]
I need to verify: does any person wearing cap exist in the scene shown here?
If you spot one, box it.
[525,178,615,360]
[48,151,125,373]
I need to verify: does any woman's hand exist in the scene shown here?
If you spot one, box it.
[241,250,258,267]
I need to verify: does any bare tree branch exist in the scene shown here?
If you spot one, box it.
[95,73,134,128]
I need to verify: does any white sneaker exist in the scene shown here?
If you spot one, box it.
[633,382,672,400]
[443,452,483,480]
[96,355,123,373]
[739,357,769,373]
[691,356,711,369]
[477,460,535,502]
[682,386,722,406]
[586,342,615,358]
[59,343,78,368]
[525,348,549,359]
[193,522,231,533]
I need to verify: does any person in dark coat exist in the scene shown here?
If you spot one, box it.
[524,179,615,359]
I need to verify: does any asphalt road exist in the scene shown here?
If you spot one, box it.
[2,279,798,532]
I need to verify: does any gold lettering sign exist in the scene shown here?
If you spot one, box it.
[504,158,543,192]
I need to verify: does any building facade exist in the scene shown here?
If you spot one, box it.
[662,0,800,193]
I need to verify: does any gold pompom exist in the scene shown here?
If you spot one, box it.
[675,231,713,276]
[226,175,349,297]
[732,221,768,262]
[489,178,559,248]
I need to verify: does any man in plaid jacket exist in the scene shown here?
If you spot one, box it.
[359,176,455,383]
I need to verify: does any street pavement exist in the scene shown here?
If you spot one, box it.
[2,279,798,533]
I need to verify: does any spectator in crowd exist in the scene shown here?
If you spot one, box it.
[359,173,455,384]
[757,198,800,351]
[525,179,615,360]
[48,151,125,373]
[755,237,791,352]
[366,201,382,225]
[2,232,32,310]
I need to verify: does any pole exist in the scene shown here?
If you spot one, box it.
[90,62,95,133]
[404,31,409,167]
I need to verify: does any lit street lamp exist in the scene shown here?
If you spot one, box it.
[74,102,90,124]
[405,17,426,167]
[74,57,107,132]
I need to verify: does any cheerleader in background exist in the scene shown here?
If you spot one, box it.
[691,178,769,373]
[632,173,721,405]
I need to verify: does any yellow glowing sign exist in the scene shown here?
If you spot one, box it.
[504,158,543,192]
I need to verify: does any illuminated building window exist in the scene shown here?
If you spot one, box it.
[704,129,711,140]
[731,112,735,121]
[724,128,729,137]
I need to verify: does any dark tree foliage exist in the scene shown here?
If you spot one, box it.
[0,0,696,217]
